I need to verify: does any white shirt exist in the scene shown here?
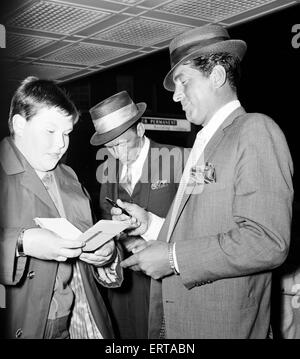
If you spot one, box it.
[143,100,241,271]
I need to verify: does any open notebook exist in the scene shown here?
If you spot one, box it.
[34,217,130,252]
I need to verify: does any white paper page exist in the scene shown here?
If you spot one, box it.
[34,217,82,239]
[34,218,130,252]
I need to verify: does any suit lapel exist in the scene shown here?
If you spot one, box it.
[167,107,246,241]
[129,139,152,209]
[138,140,152,209]
[20,167,58,214]
[54,165,84,221]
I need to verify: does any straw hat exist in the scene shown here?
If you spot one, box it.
[164,24,247,91]
[89,91,146,146]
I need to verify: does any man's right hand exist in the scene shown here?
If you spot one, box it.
[111,199,151,236]
[22,228,85,262]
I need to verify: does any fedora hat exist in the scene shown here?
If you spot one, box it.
[89,91,146,146]
[164,24,247,91]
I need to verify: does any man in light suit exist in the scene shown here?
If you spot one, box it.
[89,91,184,338]
[0,77,121,339]
[112,25,294,338]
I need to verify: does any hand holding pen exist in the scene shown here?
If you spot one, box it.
[105,197,131,217]
[108,198,150,236]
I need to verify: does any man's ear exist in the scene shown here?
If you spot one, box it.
[12,114,27,137]
[136,122,145,138]
[211,65,227,89]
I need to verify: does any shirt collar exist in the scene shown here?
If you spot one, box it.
[130,136,150,171]
[121,136,150,177]
[197,100,241,140]
[35,169,54,183]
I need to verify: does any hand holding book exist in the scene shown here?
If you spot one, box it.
[34,217,130,252]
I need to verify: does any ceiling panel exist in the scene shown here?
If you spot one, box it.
[44,42,132,65]
[158,0,276,22]
[1,0,298,83]
[6,33,54,57]
[7,0,110,34]
[94,18,191,46]
[107,0,143,4]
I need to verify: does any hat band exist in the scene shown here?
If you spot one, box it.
[171,36,228,68]
[94,102,138,134]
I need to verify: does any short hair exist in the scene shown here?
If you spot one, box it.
[187,52,241,92]
[8,76,79,136]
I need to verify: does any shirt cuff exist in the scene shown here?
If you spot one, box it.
[95,249,123,288]
[142,212,165,241]
[173,242,180,274]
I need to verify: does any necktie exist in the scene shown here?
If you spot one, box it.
[166,134,206,242]
[121,164,133,196]
[41,172,61,212]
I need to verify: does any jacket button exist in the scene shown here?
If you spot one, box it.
[27,271,35,279]
[16,328,23,338]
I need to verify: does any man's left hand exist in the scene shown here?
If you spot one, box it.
[120,241,172,280]
[79,239,116,267]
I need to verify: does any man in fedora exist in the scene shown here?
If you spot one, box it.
[89,91,185,339]
[112,25,294,338]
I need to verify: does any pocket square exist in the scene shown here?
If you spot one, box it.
[151,179,169,190]
[190,162,216,184]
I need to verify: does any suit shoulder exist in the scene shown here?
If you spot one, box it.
[233,112,287,141]
[239,112,282,132]
[59,163,79,181]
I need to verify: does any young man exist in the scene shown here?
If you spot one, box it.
[112,25,294,338]
[0,77,121,339]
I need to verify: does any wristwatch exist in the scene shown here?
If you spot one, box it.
[168,243,179,275]
[17,229,27,257]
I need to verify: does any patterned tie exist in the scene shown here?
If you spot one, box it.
[41,172,61,212]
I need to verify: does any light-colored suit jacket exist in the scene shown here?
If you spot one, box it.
[149,107,294,339]
[0,137,116,338]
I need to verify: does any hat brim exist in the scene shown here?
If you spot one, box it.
[163,39,247,91]
[90,102,147,146]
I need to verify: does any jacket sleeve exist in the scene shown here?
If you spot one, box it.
[94,164,124,287]
[93,242,124,288]
[99,182,114,220]
[176,115,294,289]
[0,227,28,285]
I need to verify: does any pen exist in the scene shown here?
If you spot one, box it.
[105,197,131,217]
